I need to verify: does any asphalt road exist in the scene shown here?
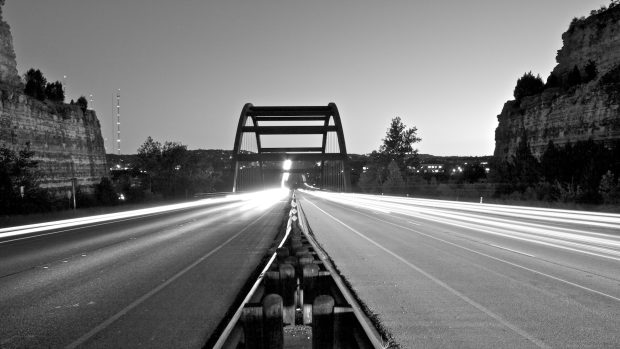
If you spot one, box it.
[298,191,620,348]
[0,192,289,348]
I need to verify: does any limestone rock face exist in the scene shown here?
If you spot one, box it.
[0,94,109,194]
[494,6,620,161]
[553,8,620,83]
[0,0,108,195]
[0,0,20,85]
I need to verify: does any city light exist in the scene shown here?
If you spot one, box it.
[281,159,292,188]
[282,159,292,170]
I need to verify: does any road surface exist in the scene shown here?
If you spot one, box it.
[0,191,288,348]
[298,191,620,348]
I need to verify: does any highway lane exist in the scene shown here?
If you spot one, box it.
[298,191,620,348]
[0,190,289,348]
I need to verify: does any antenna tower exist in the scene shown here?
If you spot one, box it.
[116,90,121,155]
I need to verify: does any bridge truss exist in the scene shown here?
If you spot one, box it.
[231,103,351,192]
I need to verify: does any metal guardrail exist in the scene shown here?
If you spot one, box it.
[212,193,386,348]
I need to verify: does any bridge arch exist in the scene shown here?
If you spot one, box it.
[231,103,351,192]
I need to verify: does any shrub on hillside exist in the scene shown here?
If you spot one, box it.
[76,96,88,113]
[513,72,545,101]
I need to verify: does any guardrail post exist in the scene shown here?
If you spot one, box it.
[312,295,335,349]
[279,263,296,325]
[301,263,319,325]
[290,240,303,256]
[283,256,298,266]
[294,247,309,257]
[276,247,289,261]
[262,294,284,349]
[334,306,354,349]
[265,270,280,295]
[241,305,264,349]
[298,253,314,266]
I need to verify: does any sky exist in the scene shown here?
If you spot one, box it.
[4,0,607,156]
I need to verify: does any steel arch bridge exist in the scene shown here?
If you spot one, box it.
[231,103,351,192]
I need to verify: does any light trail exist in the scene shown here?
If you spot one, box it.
[0,189,289,241]
[306,192,620,229]
[322,202,620,303]
[64,208,277,349]
[303,198,552,349]
[300,190,620,261]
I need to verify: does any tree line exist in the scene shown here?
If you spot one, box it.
[23,68,90,113]
[492,137,620,204]
[129,137,224,200]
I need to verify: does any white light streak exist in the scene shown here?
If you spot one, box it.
[1,189,289,241]
[300,190,620,261]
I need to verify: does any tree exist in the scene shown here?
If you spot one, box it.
[137,136,162,172]
[161,141,189,197]
[511,133,540,192]
[599,171,619,204]
[358,151,383,193]
[567,65,582,87]
[24,68,47,101]
[382,160,405,193]
[513,72,544,101]
[76,96,88,113]
[379,116,421,171]
[44,81,65,102]
[462,163,487,183]
[0,143,51,214]
[136,136,163,194]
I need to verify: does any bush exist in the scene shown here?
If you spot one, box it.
[513,72,545,101]
[95,177,118,205]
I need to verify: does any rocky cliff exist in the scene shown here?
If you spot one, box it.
[0,92,108,194]
[0,1,107,195]
[494,5,620,161]
[0,0,18,85]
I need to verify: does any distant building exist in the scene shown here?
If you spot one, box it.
[415,164,445,174]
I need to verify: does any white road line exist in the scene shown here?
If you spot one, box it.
[304,199,551,349]
[64,209,272,349]
[488,244,535,257]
